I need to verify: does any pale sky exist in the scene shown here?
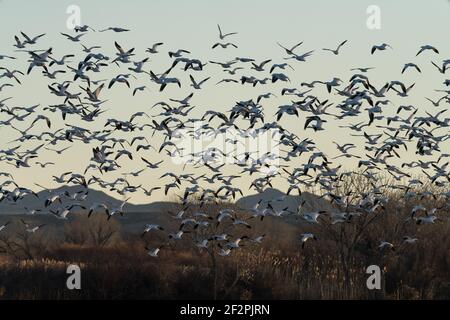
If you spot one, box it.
[0,0,449,204]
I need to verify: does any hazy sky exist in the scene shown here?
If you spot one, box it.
[0,0,449,204]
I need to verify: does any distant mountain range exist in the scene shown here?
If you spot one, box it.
[236,188,332,211]
[0,186,332,216]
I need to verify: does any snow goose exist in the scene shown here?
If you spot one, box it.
[146,42,164,54]
[108,74,132,89]
[196,239,209,249]
[107,198,130,220]
[212,42,237,49]
[251,235,266,244]
[74,25,96,32]
[190,75,210,90]
[226,236,249,249]
[218,247,232,257]
[403,236,418,244]
[350,67,375,73]
[217,24,238,40]
[20,31,46,45]
[132,86,148,96]
[415,215,438,225]
[251,59,272,72]
[285,50,314,62]
[0,84,13,92]
[168,49,190,58]
[270,63,294,73]
[299,233,317,249]
[169,230,187,240]
[277,41,303,55]
[302,211,326,224]
[0,221,11,232]
[430,61,447,74]
[0,54,16,60]
[322,40,348,55]
[21,219,46,233]
[60,32,86,42]
[99,27,130,33]
[13,35,26,49]
[371,43,392,54]
[401,63,421,74]
[142,224,164,237]
[379,241,395,251]
[416,45,439,56]
[145,246,163,258]
[88,203,109,217]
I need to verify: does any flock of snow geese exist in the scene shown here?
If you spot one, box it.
[0,25,449,258]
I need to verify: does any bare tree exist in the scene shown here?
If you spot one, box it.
[65,214,120,247]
